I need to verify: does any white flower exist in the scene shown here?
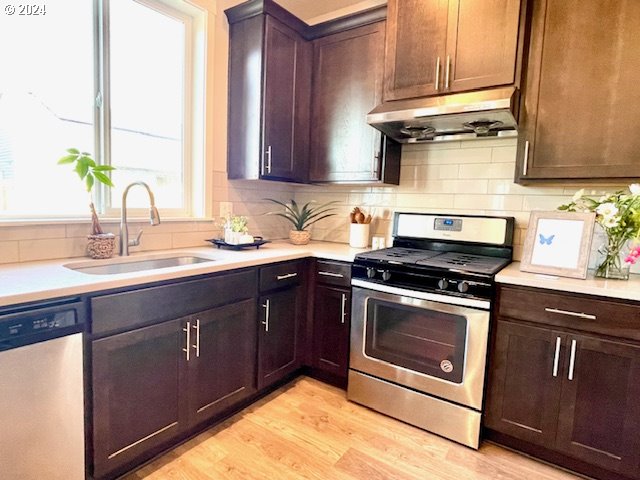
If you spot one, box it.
[572,188,585,202]
[630,184,640,195]
[601,215,620,229]
[596,202,619,218]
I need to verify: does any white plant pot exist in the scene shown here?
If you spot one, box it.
[224,229,243,245]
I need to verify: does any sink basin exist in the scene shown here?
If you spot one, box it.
[64,254,215,275]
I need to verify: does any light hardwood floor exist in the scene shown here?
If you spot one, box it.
[125,377,580,480]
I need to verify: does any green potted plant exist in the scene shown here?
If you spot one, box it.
[266,199,338,245]
[57,148,117,259]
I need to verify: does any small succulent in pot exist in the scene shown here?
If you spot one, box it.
[265,199,338,245]
[58,148,117,258]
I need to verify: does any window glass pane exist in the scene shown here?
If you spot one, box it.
[109,0,186,210]
[0,1,94,217]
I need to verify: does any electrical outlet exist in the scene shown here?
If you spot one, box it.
[219,202,233,218]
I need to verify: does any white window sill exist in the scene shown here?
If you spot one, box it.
[0,217,217,228]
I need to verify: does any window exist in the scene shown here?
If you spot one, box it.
[0,0,206,220]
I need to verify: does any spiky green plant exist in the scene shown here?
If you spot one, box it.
[265,199,338,231]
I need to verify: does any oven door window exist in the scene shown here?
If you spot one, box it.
[364,298,467,383]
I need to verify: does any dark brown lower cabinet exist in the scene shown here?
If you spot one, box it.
[312,285,350,380]
[92,318,187,480]
[258,287,301,389]
[486,285,640,480]
[92,301,258,479]
[187,299,257,427]
[485,320,565,447]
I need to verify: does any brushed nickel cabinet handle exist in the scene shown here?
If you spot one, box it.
[262,299,270,333]
[182,321,191,362]
[568,339,577,380]
[545,307,596,320]
[445,55,451,90]
[435,57,441,91]
[552,336,561,377]
[318,271,344,278]
[264,145,272,174]
[341,293,347,324]
[276,272,298,281]
[522,140,530,176]
[192,319,200,358]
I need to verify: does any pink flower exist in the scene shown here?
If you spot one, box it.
[625,255,636,265]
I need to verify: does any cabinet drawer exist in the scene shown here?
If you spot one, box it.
[92,269,257,336]
[498,285,640,342]
[315,260,351,287]
[259,260,304,292]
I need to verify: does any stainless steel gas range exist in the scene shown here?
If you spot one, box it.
[347,212,514,449]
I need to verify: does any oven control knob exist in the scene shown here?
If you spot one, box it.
[382,270,392,281]
[458,281,470,293]
[438,278,449,290]
[366,267,376,279]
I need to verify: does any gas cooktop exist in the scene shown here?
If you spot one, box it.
[355,247,510,276]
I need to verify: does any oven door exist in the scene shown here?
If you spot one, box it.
[350,281,490,410]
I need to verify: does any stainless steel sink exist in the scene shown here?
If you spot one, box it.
[64,255,215,275]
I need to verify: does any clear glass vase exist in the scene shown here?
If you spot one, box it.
[595,238,630,280]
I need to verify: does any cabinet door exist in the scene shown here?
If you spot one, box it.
[262,15,310,182]
[312,286,350,379]
[384,0,450,101]
[258,287,300,389]
[484,320,565,447]
[92,319,186,479]
[517,0,640,181]
[310,22,387,183]
[187,299,257,427]
[555,335,640,476]
[445,0,521,93]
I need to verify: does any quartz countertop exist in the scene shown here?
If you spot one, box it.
[496,262,640,302]
[0,241,367,308]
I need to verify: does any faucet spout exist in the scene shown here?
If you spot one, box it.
[120,182,161,256]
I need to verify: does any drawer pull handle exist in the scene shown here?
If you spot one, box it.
[276,273,298,281]
[341,293,347,324]
[568,339,577,381]
[318,271,344,278]
[544,308,596,320]
[552,336,561,377]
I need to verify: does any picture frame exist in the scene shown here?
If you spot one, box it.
[520,211,596,279]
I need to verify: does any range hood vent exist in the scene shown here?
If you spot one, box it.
[367,87,519,143]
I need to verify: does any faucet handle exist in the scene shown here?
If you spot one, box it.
[129,229,144,247]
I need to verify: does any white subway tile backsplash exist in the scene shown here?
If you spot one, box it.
[0,241,19,264]
[427,147,491,165]
[458,163,514,179]
[491,145,518,163]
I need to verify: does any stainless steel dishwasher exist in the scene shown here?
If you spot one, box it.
[0,299,86,480]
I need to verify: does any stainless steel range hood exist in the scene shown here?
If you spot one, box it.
[367,86,519,143]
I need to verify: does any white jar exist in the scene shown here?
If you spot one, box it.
[349,223,370,248]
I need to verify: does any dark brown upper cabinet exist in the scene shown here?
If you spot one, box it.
[384,0,523,101]
[516,0,640,182]
[309,21,400,184]
[226,2,311,183]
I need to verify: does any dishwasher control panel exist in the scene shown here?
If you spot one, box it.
[0,301,85,350]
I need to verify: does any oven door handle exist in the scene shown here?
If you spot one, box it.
[351,279,490,310]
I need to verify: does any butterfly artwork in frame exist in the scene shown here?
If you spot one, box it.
[521,211,596,279]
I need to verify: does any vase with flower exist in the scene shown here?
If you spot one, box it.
[559,185,640,280]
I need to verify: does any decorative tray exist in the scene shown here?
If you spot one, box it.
[205,237,270,250]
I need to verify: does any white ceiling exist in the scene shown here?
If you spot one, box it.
[274,0,386,24]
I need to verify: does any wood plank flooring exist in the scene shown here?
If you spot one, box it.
[124,377,580,480]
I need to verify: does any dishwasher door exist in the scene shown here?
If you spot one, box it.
[0,333,85,480]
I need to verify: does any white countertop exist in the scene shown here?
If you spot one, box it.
[496,262,640,302]
[0,241,367,308]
